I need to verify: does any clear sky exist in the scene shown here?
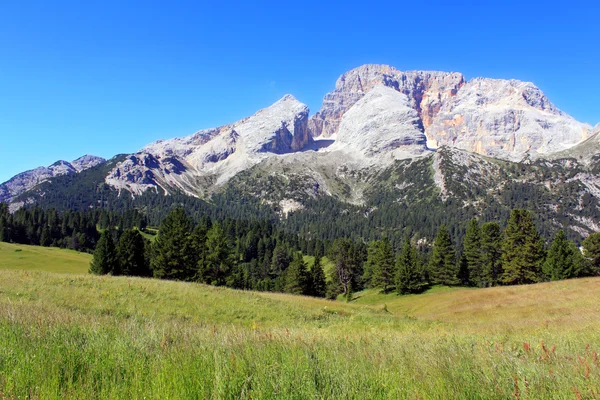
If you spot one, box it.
[1,0,598,183]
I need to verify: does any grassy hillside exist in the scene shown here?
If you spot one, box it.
[0,242,91,274]
[0,269,599,399]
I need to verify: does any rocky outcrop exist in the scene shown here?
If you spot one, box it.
[71,155,106,172]
[426,78,591,160]
[0,155,105,204]
[106,95,311,195]
[330,86,429,159]
[308,64,465,139]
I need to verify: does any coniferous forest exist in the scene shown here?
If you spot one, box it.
[2,202,599,299]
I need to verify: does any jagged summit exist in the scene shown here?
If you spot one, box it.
[310,64,591,161]
[106,95,312,196]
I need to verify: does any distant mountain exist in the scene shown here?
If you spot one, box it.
[0,155,105,204]
[3,64,599,241]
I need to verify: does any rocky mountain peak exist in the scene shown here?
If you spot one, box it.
[427,77,590,159]
[106,95,312,195]
[330,85,429,159]
[308,64,466,139]
[71,155,106,172]
[0,155,105,204]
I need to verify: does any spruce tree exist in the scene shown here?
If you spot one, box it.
[310,254,327,297]
[89,230,118,275]
[151,208,196,280]
[198,223,234,285]
[501,209,545,285]
[329,238,356,298]
[362,240,378,287]
[0,216,8,242]
[457,252,470,286]
[429,225,459,285]
[543,230,584,280]
[118,229,149,276]
[480,222,503,286]
[464,218,483,286]
[582,232,600,276]
[285,253,310,295]
[396,237,426,294]
[371,237,396,293]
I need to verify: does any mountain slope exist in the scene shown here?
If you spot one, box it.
[0,155,105,204]
[2,64,599,243]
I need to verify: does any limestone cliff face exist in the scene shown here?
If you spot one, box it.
[330,86,429,159]
[308,64,466,138]
[425,78,590,160]
[310,65,591,160]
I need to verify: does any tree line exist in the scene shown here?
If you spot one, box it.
[358,209,600,299]
[2,202,600,300]
[0,203,146,253]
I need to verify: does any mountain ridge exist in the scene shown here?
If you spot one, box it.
[2,64,599,241]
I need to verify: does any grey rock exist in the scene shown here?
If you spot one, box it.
[0,155,105,204]
[308,64,465,139]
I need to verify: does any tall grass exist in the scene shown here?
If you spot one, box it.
[0,270,599,398]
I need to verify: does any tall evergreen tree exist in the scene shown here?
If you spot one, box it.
[582,232,600,276]
[285,253,310,295]
[396,237,426,294]
[328,238,357,299]
[501,209,545,285]
[543,230,584,281]
[151,208,196,280]
[118,229,149,276]
[480,222,503,286]
[270,242,291,278]
[89,230,118,275]
[198,223,234,285]
[0,216,7,243]
[464,218,483,286]
[40,225,52,247]
[370,237,396,293]
[429,225,459,285]
[310,254,327,297]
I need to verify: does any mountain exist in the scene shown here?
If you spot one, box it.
[0,155,105,204]
[309,64,591,160]
[105,95,311,196]
[2,64,599,242]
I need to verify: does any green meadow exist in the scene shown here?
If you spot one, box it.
[0,247,599,398]
[0,242,91,274]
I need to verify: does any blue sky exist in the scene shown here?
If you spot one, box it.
[1,0,598,183]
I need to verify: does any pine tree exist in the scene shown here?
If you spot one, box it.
[501,209,545,285]
[457,252,470,286]
[480,222,503,286]
[362,240,378,287]
[543,230,583,280]
[396,237,426,294]
[371,237,396,293]
[582,232,600,276]
[310,254,326,297]
[329,238,356,298]
[285,253,310,295]
[270,242,290,278]
[198,223,234,285]
[40,225,52,247]
[89,230,118,275]
[118,229,149,276]
[429,225,459,285]
[151,208,196,280]
[0,216,7,243]
[464,218,483,286]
